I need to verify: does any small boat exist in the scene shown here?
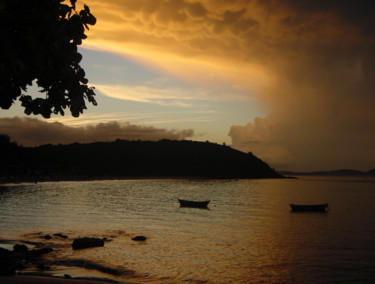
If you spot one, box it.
[178,199,210,208]
[290,203,328,212]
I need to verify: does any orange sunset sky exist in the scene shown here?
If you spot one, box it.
[1,0,374,171]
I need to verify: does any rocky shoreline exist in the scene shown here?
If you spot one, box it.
[0,232,147,283]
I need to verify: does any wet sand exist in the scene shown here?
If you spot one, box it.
[0,275,119,283]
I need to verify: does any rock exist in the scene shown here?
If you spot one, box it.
[37,263,51,270]
[0,248,16,276]
[42,235,52,240]
[64,274,72,279]
[15,262,26,270]
[36,247,53,255]
[26,247,53,259]
[132,236,147,241]
[72,238,104,250]
[53,233,68,239]
[13,244,28,254]
[0,245,54,275]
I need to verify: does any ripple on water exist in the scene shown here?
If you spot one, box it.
[1,178,375,282]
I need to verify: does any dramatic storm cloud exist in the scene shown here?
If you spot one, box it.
[3,0,373,171]
[228,0,375,170]
[0,117,194,146]
[81,0,375,170]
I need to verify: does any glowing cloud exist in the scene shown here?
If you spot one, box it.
[94,81,251,107]
[79,0,375,170]
[82,0,271,92]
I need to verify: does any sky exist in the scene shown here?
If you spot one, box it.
[1,0,375,172]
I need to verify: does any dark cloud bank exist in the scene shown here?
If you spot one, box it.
[0,117,194,146]
[228,0,375,171]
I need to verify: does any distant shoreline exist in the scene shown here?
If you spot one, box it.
[279,169,375,177]
[0,175,286,186]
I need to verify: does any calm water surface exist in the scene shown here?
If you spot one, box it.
[1,177,375,283]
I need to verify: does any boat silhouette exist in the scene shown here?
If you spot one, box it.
[290,203,328,212]
[178,199,210,208]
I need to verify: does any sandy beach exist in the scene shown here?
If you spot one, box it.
[0,275,121,283]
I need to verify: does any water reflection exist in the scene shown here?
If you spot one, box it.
[0,178,375,282]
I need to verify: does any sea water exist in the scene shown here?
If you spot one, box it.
[1,177,375,283]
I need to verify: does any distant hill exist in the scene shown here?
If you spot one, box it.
[0,138,283,182]
[280,169,375,177]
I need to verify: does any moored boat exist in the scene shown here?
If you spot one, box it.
[178,199,210,208]
[290,203,328,212]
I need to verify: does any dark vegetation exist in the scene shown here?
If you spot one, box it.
[0,0,96,117]
[0,135,283,182]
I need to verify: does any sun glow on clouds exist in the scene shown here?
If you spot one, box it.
[48,110,219,127]
[1,1,373,170]
[94,82,252,107]
[95,84,193,107]
[46,0,375,171]
[81,0,271,93]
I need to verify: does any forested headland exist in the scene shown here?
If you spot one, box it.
[0,135,283,182]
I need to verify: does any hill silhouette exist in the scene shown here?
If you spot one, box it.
[0,137,283,182]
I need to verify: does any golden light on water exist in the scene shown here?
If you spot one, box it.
[2,178,375,282]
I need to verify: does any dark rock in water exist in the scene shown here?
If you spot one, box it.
[37,263,51,270]
[36,247,53,255]
[15,262,26,270]
[72,238,105,250]
[13,244,28,254]
[54,233,68,239]
[132,236,147,241]
[27,247,53,259]
[0,248,16,276]
[0,245,54,275]
[42,235,52,240]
